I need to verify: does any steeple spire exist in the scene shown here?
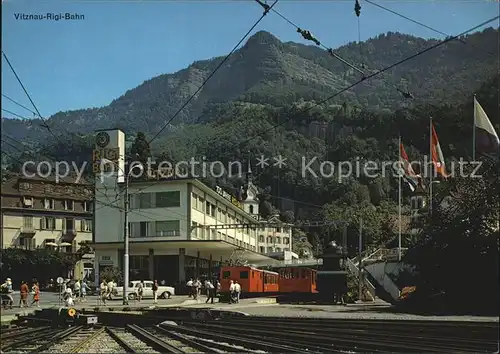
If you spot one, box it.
[246,151,253,184]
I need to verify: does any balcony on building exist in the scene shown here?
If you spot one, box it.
[20,216,37,236]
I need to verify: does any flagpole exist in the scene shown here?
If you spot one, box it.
[398,135,402,262]
[473,95,476,161]
[429,117,433,216]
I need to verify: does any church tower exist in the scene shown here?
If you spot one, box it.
[241,161,259,218]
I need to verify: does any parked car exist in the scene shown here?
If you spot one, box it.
[113,280,175,300]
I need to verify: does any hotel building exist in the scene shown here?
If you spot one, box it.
[0,174,93,251]
[92,129,288,286]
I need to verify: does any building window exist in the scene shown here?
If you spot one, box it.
[267,236,272,243]
[156,191,181,208]
[44,199,54,209]
[139,221,149,237]
[259,246,265,253]
[83,201,93,212]
[276,247,281,252]
[22,197,33,208]
[40,217,56,230]
[137,193,152,209]
[249,205,254,214]
[275,227,281,232]
[283,237,290,245]
[81,219,92,232]
[20,182,32,190]
[62,218,75,232]
[192,222,198,238]
[267,247,273,253]
[275,236,281,244]
[259,235,264,242]
[64,200,74,211]
[155,220,180,236]
[22,216,34,229]
[198,196,204,212]
[205,201,210,214]
[210,204,216,217]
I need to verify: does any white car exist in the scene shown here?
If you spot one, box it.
[113,281,175,300]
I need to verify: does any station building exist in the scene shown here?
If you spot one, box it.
[92,129,285,286]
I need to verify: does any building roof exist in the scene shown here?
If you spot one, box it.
[1,174,93,200]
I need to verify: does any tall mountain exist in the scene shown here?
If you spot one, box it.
[1,28,498,143]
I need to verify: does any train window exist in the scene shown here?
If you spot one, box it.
[240,271,249,279]
[252,271,255,278]
[222,271,231,279]
[302,269,306,278]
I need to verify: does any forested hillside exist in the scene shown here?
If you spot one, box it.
[1,28,498,253]
[1,27,498,141]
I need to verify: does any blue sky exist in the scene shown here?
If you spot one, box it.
[1,0,498,118]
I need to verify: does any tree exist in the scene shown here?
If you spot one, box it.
[280,210,295,223]
[75,241,93,260]
[0,248,73,285]
[403,158,499,314]
[130,132,151,166]
[99,266,123,284]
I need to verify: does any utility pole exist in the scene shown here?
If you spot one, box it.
[358,218,363,302]
[122,176,130,305]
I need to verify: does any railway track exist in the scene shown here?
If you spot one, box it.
[175,317,498,353]
[3,315,498,353]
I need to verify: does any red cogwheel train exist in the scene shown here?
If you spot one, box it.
[219,265,318,296]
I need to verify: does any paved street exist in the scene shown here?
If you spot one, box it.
[0,292,197,319]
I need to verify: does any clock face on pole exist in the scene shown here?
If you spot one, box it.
[96,132,110,148]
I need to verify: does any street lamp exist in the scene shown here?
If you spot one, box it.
[123,161,144,305]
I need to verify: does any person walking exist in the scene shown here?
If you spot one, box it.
[19,281,29,308]
[99,280,107,305]
[186,278,193,298]
[193,279,201,300]
[205,280,215,304]
[234,281,241,304]
[74,280,81,302]
[137,281,144,302]
[30,281,40,307]
[80,280,88,302]
[229,280,236,304]
[1,278,14,309]
[152,280,159,304]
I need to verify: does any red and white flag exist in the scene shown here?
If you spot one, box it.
[431,123,448,178]
[399,143,420,191]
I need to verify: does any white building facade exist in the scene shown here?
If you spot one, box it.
[92,129,276,287]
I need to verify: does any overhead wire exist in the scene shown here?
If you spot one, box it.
[102,16,499,205]
[236,15,499,149]
[147,0,278,146]
[2,93,39,116]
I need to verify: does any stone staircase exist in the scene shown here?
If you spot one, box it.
[347,248,407,303]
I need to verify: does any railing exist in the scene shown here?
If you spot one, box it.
[284,258,323,265]
[130,230,181,238]
[20,225,36,234]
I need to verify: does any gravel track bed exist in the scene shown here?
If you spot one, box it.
[180,332,266,353]
[74,331,132,353]
[239,305,500,321]
[43,328,100,353]
[146,328,200,353]
[105,327,160,353]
